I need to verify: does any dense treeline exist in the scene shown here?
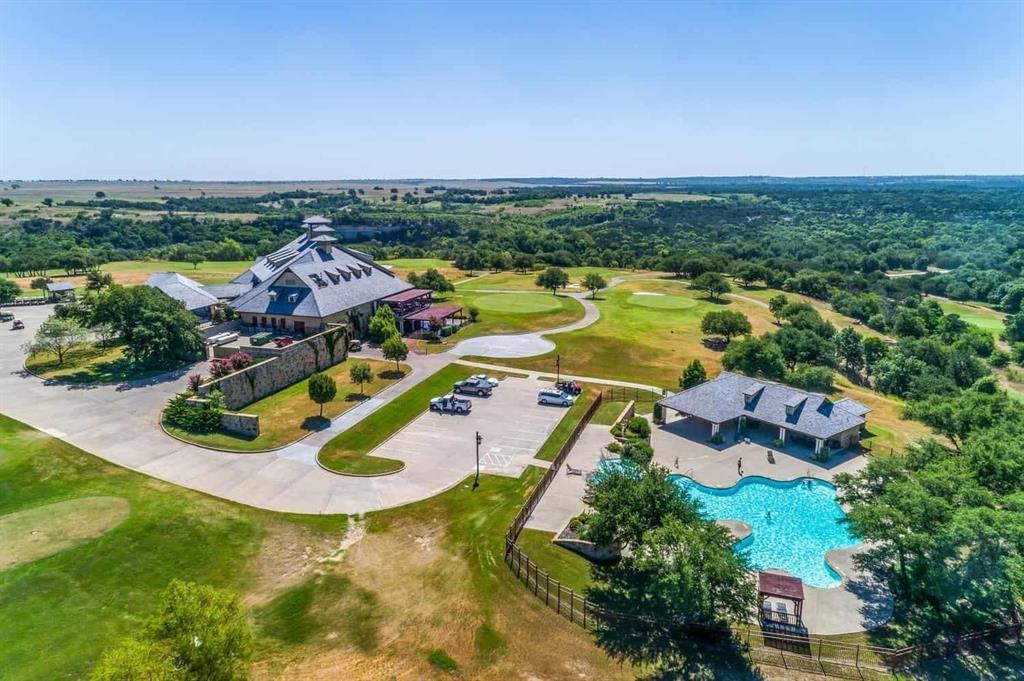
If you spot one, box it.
[2,182,1021,313]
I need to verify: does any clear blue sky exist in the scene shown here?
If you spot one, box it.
[1,0,1021,179]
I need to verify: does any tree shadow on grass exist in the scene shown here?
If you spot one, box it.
[301,416,330,432]
[378,369,406,380]
[345,392,371,402]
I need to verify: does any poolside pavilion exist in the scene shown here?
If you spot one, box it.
[657,372,870,455]
[758,571,806,632]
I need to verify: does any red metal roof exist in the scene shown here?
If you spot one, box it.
[758,571,804,601]
[405,305,462,323]
[381,288,432,303]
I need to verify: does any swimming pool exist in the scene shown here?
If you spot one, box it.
[672,476,860,588]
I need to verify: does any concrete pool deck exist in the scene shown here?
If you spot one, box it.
[523,411,892,635]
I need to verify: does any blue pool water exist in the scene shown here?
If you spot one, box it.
[672,475,860,588]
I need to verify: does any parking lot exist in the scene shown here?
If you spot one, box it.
[371,375,570,477]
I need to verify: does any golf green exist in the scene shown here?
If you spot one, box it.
[626,293,697,310]
[472,293,564,314]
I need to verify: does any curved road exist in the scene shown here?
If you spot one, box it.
[0,289,613,515]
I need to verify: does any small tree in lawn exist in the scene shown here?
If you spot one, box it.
[23,317,88,366]
[582,272,607,299]
[700,309,751,342]
[536,266,569,295]
[307,371,337,417]
[187,252,206,270]
[691,272,731,300]
[350,361,373,394]
[381,334,408,373]
[680,359,707,389]
[769,294,789,324]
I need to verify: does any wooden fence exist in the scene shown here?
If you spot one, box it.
[602,385,664,403]
[502,388,1023,677]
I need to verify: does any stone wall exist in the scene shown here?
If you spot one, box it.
[198,326,348,410]
[220,412,259,438]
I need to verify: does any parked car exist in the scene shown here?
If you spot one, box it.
[470,374,499,388]
[453,377,493,396]
[430,394,472,414]
[11,319,25,330]
[348,339,363,352]
[555,380,582,395]
[0,312,13,322]
[273,336,294,348]
[538,389,575,406]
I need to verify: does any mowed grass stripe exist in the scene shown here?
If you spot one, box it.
[318,364,477,475]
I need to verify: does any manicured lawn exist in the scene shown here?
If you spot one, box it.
[936,299,1006,337]
[0,414,299,681]
[0,415,631,681]
[165,359,410,451]
[516,529,595,593]
[457,267,632,292]
[466,278,777,388]
[421,291,585,352]
[25,342,189,384]
[318,363,478,475]
[11,259,251,291]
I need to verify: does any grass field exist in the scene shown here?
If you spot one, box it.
[935,299,1006,337]
[379,257,466,284]
[318,364,478,475]
[24,342,188,384]
[457,267,631,292]
[423,291,585,352]
[0,413,633,681]
[9,259,251,291]
[165,359,410,451]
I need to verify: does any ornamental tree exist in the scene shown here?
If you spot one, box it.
[582,272,607,299]
[349,361,373,394]
[690,271,731,300]
[699,309,751,342]
[536,266,569,295]
[381,334,408,372]
[23,317,88,365]
[307,371,337,416]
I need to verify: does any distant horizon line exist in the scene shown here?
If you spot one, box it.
[4,174,1023,184]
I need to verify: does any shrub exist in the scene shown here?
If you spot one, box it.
[467,305,480,323]
[622,438,654,466]
[787,365,834,392]
[606,441,623,454]
[209,358,233,378]
[568,512,592,534]
[989,349,1011,368]
[710,433,724,445]
[164,392,223,433]
[187,374,203,393]
[772,437,784,447]
[228,351,252,371]
[628,416,651,439]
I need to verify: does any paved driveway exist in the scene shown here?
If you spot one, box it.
[0,305,542,514]
[374,376,568,478]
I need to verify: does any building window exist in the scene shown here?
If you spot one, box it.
[251,316,257,325]
[261,316,267,327]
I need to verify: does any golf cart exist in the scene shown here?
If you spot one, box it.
[11,319,25,330]
[555,380,582,395]
[430,394,472,414]
[453,377,493,396]
[470,374,499,388]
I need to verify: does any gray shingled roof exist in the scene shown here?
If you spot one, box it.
[45,282,77,292]
[657,371,869,440]
[229,235,411,319]
[202,283,253,300]
[145,272,219,311]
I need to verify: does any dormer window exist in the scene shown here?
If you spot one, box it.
[784,395,806,417]
[268,290,278,302]
[288,292,299,303]
[742,383,764,405]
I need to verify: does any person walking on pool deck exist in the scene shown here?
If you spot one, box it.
[737,457,743,476]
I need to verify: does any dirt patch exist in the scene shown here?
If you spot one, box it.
[246,518,366,607]
[0,496,130,571]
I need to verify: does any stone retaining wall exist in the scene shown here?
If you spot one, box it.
[220,412,259,438]
[198,326,348,410]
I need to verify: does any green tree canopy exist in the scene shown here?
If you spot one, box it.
[22,317,88,365]
[349,361,373,394]
[690,271,730,300]
[722,335,786,380]
[581,272,607,299]
[679,358,707,389]
[0,277,21,304]
[381,334,408,372]
[407,268,454,293]
[307,371,337,416]
[367,304,399,343]
[535,266,569,295]
[700,309,751,341]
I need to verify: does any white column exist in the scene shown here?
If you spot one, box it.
[778,427,786,445]
[711,422,720,436]
[815,438,824,454]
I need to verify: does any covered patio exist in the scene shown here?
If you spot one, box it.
[402,304,464,337]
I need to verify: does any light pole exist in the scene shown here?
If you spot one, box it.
[555,354,561,384]
[475,431,483,488]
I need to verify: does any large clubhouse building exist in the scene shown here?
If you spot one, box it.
[147,216,461,337]
[658,371,870,454]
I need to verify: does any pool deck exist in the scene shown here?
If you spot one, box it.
[523,412,893,635]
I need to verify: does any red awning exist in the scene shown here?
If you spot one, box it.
[758,571,804,601]
[405,305,462,323]
[382,288,432,303]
